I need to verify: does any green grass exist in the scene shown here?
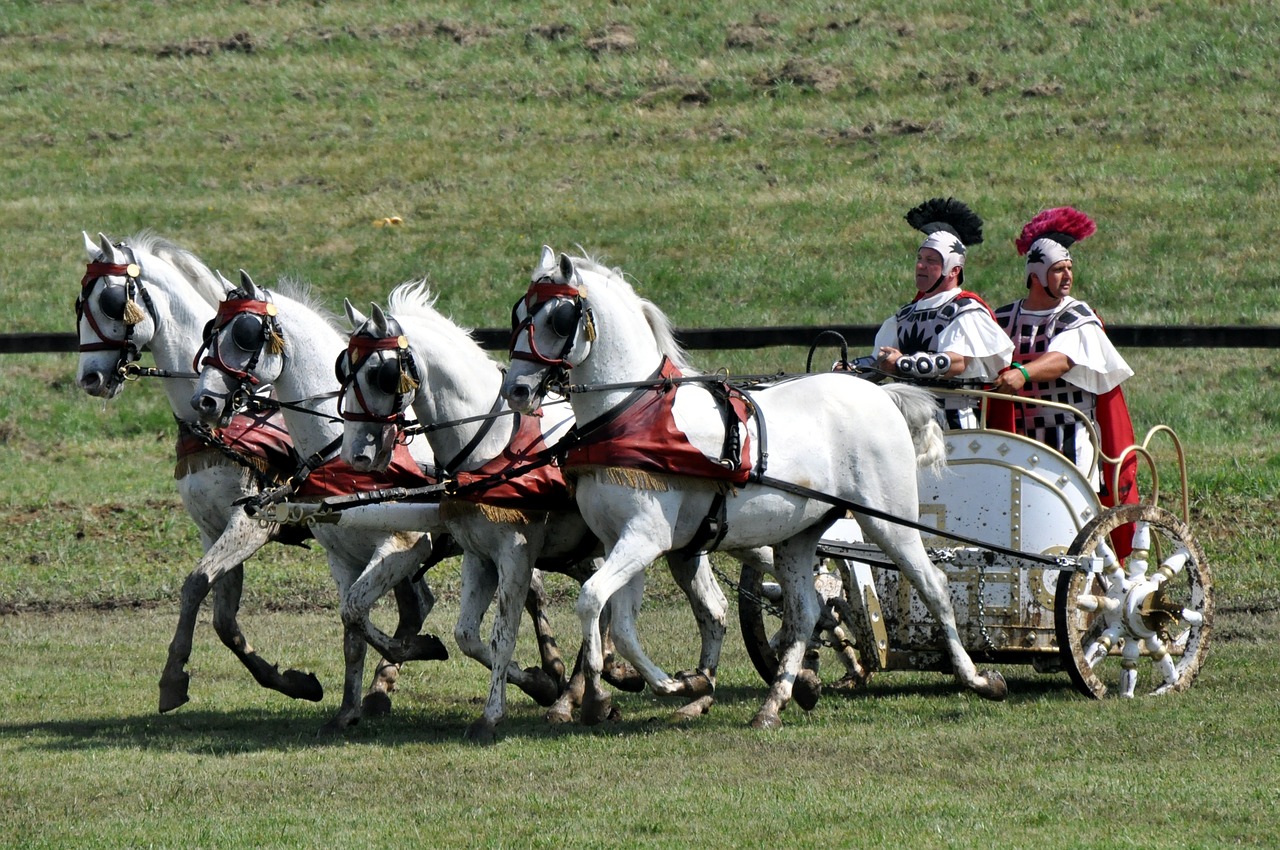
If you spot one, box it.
[2,2,1279,847]
[3,606,1279,849]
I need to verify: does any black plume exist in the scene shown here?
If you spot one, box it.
[905,197,984,246]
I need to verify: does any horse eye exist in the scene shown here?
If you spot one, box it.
[230,315,263,352]
[334,352,351,385]
[550,301,578,337]
[375,358,402,394]
[99,284,128,321]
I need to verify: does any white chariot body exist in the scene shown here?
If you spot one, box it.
[738,388,1211,701]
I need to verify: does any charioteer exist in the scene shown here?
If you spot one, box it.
[872,197,1013,428]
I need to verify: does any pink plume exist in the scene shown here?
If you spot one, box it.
[1015,207,1096,255]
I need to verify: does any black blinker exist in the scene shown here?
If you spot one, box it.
[374,357,402,395]
[550,301,578,337]
[230,315,264,352]
[99,284,129,321]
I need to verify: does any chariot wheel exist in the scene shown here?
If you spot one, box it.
[737,557,881,698]
[1054,503,1212,699]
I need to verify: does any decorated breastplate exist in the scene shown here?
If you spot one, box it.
[995,301,1102,428]
[895,293,987,411]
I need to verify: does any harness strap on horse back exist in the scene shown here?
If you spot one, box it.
[752,474,1064,567]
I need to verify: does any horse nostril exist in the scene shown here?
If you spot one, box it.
[79,373,102,392]
[509,385,529,404]
[193,394,218,415]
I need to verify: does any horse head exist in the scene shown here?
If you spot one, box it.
[502,245,595,413]
[191,269,287,427]
[76,232,161,398]
[338,300,420,471]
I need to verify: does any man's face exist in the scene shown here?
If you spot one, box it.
[1039,259,1073,300]
[915,248,957,293]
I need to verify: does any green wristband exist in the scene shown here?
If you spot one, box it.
[1013,363,1031,382]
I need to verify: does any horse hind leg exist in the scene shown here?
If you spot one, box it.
[749,536,825,730]
[524,569,567,689]
[862,519,1007,701]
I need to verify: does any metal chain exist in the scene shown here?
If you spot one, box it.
[709,559,783,620]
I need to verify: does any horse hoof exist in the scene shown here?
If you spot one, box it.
[545,702,574,725]
[603,661,645,693]
[158,672,191,713]
[793,670,822,711]
[674,670,715,699]
[581,691,613,726]
[974,669,1008,701]
[749,709,783,730]
[672,695,714,722]
[318,712,360,735]
[521,667,561,707]
[411,633,450,661]
[464,718,499,746]
[283,669,324,702]
[362,691,392,717]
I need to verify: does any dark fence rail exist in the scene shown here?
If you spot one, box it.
[6,325,1280,355]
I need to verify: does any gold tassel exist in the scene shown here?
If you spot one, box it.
[598,466,671,492]
[477,503,533,524]
[398,369,419,394]
[266,324,286,355]
[123,298,146,326]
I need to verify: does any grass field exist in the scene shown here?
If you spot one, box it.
[2,2,1279,847]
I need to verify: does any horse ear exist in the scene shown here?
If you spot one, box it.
[97,233,119,262]
[371,303,389,334]
[83,231,99,259]
[238,269,262,299]
[344,298,368,330]
[215,270,236,296]
[558,252,577,285]
[537,245,556,276]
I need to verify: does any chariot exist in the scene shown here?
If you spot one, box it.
[737,387,1212,701]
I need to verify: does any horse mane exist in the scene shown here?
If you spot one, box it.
[268,276,344,335]
[570,253,694,373]
[124,230,226,309]
[384,279,486,355]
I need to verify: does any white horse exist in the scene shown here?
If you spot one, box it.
[339,282,736,741]
[188,270,459,731]
[74,232,429,715]
[502,246,1008,728]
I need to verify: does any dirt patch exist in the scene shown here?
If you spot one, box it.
[156,31,254,59]
[585,25,637,55]
[725,25,774,50]
[529,22,576,42]
[1021,82,1065,98]
[636,84,711,108]
[825,119,933,144]
[759,58,841,94]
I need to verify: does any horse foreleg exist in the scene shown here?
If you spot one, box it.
[211,563,324,703]
[467,557,545,745]
[339,537,448,666]
[751,536,823,730]
[320,623,370,734]
[159,511,275,713]
[575,555,656,726]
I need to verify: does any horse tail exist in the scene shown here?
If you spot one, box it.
[881,384,947,473]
